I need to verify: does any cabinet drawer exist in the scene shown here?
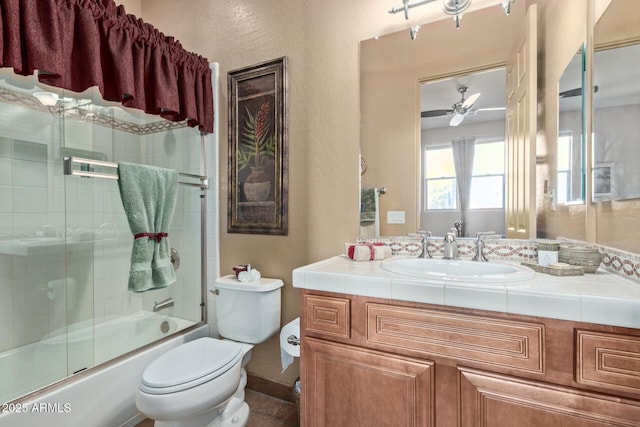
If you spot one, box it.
[576,330,640,395]
[367,303,544,373]
[303,295,350,339]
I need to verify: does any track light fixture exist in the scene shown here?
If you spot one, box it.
[389,0,515,40]
[500,0,515,15]
[389,0,471,32]
[409,25,421,40]
[441,0,471,29]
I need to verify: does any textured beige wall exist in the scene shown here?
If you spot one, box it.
[116,0,141,17]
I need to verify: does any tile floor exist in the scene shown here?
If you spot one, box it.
[135,389,299,427]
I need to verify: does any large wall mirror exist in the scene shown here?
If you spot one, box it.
[360,2,527,238]
[360,0,588,240]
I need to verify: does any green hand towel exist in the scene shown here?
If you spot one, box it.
[118,162,178,292]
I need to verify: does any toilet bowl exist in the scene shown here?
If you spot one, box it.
[136,338,252,426]
[136,276,284,427]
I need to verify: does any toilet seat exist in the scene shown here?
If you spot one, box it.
[139,338,243,395]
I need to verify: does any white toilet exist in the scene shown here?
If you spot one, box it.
[136,276,284,427]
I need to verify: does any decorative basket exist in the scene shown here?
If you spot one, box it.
[558,244,602,273]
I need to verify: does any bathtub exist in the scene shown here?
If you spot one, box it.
[0,311,208,427]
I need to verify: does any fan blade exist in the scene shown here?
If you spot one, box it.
[474,107,506,112]
[559,86,599,98]
[462,92,481,109]
[559,87,582,98]
[421,109,454,118]
[449,113,465,126]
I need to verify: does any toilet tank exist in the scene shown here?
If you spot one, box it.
[214,275,284,344]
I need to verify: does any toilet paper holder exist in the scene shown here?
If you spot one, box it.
[287,335,300,346]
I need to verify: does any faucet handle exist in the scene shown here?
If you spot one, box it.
[473,232,496,262]
[444,232,456,242]
[414,230,432,258]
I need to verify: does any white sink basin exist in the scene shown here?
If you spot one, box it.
[381,257,536,283]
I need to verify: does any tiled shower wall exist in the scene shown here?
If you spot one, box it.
[0,101,68,351]
[0,92,203,353]
[139,127,204,322]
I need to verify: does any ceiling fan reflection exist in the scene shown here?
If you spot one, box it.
[421,86,504,126]
[559,85,599,98]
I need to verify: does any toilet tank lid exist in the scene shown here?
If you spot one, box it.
[215,275,284,292]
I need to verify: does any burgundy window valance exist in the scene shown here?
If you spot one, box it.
[0,0,213,133]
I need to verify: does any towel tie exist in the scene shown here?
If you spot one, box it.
[134,232,168,243]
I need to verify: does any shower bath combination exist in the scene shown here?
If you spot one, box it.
[0,66,218,427]
[0,2,220,425]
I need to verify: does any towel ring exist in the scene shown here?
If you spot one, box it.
[170,247,180,271]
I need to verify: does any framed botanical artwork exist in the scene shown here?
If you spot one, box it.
[227,57,288,235]
[593,162,615,201]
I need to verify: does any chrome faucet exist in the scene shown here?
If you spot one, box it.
[416,230,432,258]
[442,232,458,260]
[472,231,496,262]
[153,297,174,312]
[453,219,464,237]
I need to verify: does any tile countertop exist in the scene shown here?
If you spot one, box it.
[292,255,640,329]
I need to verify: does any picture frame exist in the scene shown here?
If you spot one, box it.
[227,57,288,235]
[593,162,615,201]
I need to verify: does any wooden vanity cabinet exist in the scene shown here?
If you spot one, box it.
[299,290,640,427]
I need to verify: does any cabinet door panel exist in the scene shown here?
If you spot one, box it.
[459,368,640,426]
[576,329,640,396]
[304,294,350,339]
[303,337,434,427]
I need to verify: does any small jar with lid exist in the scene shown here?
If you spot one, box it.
[537,240,559,266]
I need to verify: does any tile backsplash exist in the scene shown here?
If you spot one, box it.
[357,235,640,285]
[599,245,640,283]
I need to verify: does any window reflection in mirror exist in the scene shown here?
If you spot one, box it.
[424,141,505,211]
[420,68,506,237]
[557,46,585,205]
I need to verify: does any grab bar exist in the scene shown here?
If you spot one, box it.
[153,298,175,312]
